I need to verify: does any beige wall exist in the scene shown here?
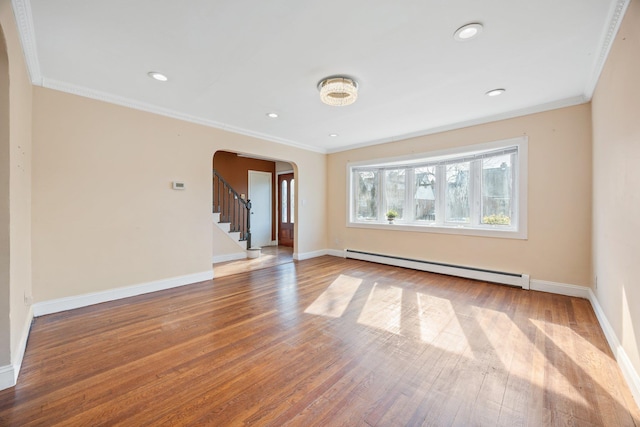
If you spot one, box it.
[0,0,33,368]
[32,87,326,301]
[276,161,293,173]
[0,12,10,367]
[328,104,593,286]
[212,219,246,262]
[592,0,640,379]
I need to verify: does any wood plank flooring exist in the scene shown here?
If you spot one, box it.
[1,256,638,426]
[213,245,293,278]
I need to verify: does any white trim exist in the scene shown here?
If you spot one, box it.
[347,221,527,239]
[40,79,326,154]
[529,279,592,299]
[588,289,640,407]
[0,305,33,391]
[327,96,585,154]
[0,364,14,391]
[583,0,631,100]
[347,137,528,240]
[528,279,640,407]
[7,0,593,158]
[11,0,42,84]
[345,250,529,289]
[293,249,328,261]
[12,305,33,382]
[32,271,213,317]
[212,252,246,264]
[327,249,346,258]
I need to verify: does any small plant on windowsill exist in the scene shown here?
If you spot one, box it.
[386,209,398,224]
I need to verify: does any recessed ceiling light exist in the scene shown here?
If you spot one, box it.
[329,133,339,137]
[486,88,506,97]
[266,112,279,118]
[454,23,483,41]
[147,71,168,82]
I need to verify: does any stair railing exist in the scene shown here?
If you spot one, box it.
[212,169,252,249]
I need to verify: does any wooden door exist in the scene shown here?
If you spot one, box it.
[278,173,294,247]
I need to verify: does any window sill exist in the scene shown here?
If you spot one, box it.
[347,221,527,240]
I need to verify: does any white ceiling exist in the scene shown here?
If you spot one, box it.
[14,0,627,153]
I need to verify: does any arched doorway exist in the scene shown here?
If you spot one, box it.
[211,151,297,277]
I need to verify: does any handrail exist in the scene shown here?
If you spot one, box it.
[212,169,252,249]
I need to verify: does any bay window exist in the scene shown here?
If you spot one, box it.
[348,137,527,239]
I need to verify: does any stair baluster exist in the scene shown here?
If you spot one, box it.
[212,169,252,249]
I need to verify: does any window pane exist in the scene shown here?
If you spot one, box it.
[414,166,436,221]
[281,180,288,223]
[445,162,470,223]
[356,170,378,220]
[385,169,405,219]
[290,179,295,224]
[482,154,512,225]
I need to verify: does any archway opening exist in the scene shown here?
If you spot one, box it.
[211,150,298,278]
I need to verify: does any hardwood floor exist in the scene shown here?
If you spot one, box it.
[1,256,638,426]
[213,245,293,278]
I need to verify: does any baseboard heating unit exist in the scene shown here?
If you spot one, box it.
[345,249,530,290]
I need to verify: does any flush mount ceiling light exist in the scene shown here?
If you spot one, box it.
[486,88,506,97]
[147,71,168,82]
[454,23,483,41]
[266,112,279,118]
[329,133,339,137]
[317,76,358,106]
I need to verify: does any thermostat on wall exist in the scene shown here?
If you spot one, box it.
[172,181,186,190]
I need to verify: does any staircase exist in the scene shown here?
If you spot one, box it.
[212,169,252,250]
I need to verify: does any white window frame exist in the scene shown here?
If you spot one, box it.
[347,137,528,239]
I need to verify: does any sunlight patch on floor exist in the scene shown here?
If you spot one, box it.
[357,283,403,334]
[304,274,362,318]
[417,293,468,348]
[529,318,596,408]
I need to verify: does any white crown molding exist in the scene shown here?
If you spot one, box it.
[40,78,326,154]
[11,0,323,154]
[11,0,41,84]
[326,95,588,153]
[11,0,628,155]
[583,0,631,100]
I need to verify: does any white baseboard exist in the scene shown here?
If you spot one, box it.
[345,250,530,289]
[293,249,329,261]
[0,364,14,391]
[588,289,640,407]
[32,270,214,317]
[529,279,592,299]
[529,279,640,407]
[212,252,246,264]
[327,249,346,258]
[0,305,33,391]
